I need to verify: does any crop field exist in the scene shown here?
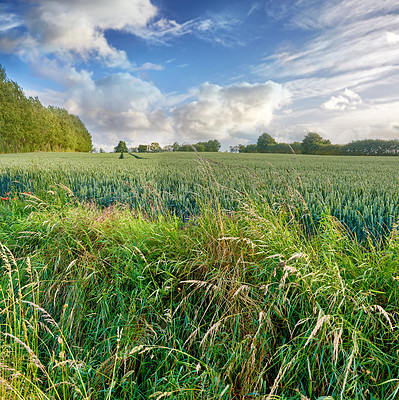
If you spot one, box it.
[1,152,399,400]
[0,151,398,241]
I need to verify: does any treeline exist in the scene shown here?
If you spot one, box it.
[111,139,222,153]
[170,140,221,152]
[0,65,92,153]
[231,132,399,156]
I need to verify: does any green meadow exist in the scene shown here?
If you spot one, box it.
[1,152,399,399]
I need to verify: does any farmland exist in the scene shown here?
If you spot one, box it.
[0,152,398,241]
[1,152,399,399]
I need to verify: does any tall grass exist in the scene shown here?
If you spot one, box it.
[1,155,399,399]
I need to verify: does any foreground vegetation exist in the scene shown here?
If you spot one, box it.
[1,152,399,399]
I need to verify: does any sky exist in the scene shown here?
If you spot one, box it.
[0,0,399,151]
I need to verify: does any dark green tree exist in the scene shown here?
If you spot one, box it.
[177,144,193,152]
[238,144,246,153]
[193,143,206,152]
[138,144,149,153]
[257,133,277,152]
[301,132,331,154]
[114,141,128,153]
[0,64,92,153]
[204,139,221,152]
[172,142,180,151]
[244,144,258,153]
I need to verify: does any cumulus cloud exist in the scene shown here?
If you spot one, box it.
[18,0,157,66]
[68,73,162,113]
[26,66,289,150]
[60,71,172,147]
[82,79,289,148]
[321,89,362,111]
[172,81,290,143]
[310,101,399,143]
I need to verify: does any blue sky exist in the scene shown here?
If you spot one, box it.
[1,0,399,150]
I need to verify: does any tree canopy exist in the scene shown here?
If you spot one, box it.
[257,133,277,152]
[301,132,331,154]
[0,64,92,153]
[114,141,128,153]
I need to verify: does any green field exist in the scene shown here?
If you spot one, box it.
[1,152,399,399]
[0,152,398,241]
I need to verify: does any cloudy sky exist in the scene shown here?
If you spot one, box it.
[1,0,399,150]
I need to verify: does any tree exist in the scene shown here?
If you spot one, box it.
[0,64,92,153]
[244,144,258,153]
[257,133,277,152]
[238,144,246,153]
[341,139,399,156]
[301,132,331,154]
[138,144,149,153]
[163,145,173,152]
[204,139,221,152]
[149,142,161,152]
[172,142,180,152]
[193,143,206,152]
[114,141,128,153]
[178,144,193,152]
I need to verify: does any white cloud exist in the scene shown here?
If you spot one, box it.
[20,0,158,66]
[172,81,290,143]
[133,62,164,71]
[387,32,399,45]
[321,89,362,111]
[26,64,289,149]
[131,15,242,47]
[311,101,399,143]
[291,0,399,30]
[61,71,168,147]
[255,13,399,82]
[0,11,23,32]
